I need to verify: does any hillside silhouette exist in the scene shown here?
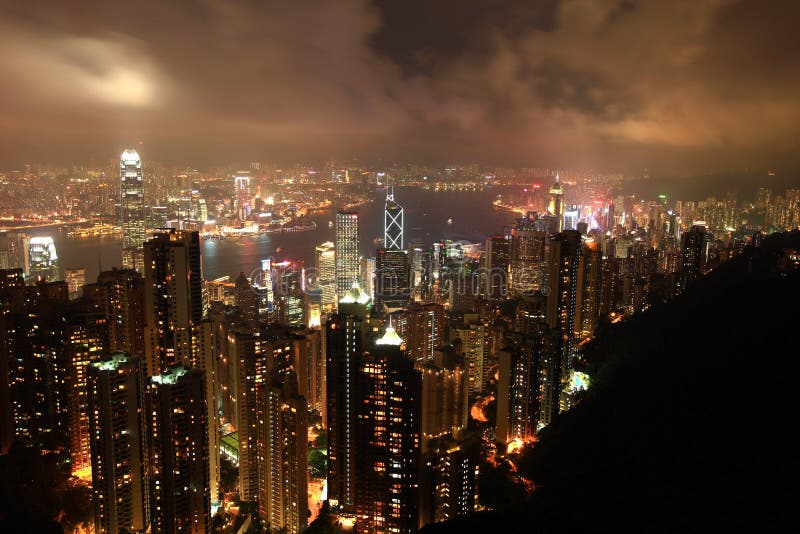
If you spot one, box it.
[424,231,800,533]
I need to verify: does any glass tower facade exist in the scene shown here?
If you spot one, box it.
[335,211,360,299]
[120,149,145,271]
[384,186,404,250]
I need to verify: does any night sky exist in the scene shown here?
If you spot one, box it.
[1,0,798,173]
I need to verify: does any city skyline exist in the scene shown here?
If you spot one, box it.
[1,2,798,533]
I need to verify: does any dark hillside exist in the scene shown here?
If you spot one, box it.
[424,232,800,533]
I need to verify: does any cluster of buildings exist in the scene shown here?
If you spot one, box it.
[0,150,793,534]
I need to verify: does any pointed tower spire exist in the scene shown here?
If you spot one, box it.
[376,315,403,346]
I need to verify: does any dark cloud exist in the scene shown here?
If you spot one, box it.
[0,0,798,173]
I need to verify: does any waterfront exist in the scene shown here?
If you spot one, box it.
[43,186,521,282]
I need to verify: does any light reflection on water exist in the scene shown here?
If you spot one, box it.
[48,186,521,282]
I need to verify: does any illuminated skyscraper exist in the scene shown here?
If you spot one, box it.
[384,186,404,250]
[143,230,204,375]
[273,260,305,326]
[354,325,422,533]
[546,230,581,408]
[0,279,70,452]
[253,258,275,321]
[420,437,479,525]
[680,224,711,292]
[121,149,145,271]
[221,323,294,502]
[547,174,564,233]
[394,302,446,365]
[575,238,603,339]
[142,230,219,501]
[87,354,149,534]
[335,211,360,299]
[257,372,309,534]
[482,235,510,299]
[360,256,375,300]
[65,302,109,475]
[64,268,85,300]
[315,242,336,312]
[496,333,545,444]
[510,217,547,294]
[420,347,468,451]
[227,327,269,501]
[455,317,491,396]
[234,171,252,221]
[326,283,370,513]
[27,236,61,282]
[84,268,146,358]
[293,328,326,423]
[148,367,210,534]
[374,247,411,312]
[563,204,579,231]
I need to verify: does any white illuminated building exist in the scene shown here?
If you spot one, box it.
[120,149,145,270]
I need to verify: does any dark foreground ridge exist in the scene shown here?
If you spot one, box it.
[424,231,800,533]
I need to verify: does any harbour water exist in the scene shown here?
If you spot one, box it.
[45,186,522,282]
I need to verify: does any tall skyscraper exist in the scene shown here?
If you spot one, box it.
[273,260,305,326]
[0,279,70,452]
[296,327,326,424]
[148,367,210,534]
[234,171,252,221]
[227,326,270,501]
[420,437,479,525]
[234,271,258,323]
[27,236,62,282]
[65,302,109,475]
[547,174,564,233]
[84,268,146,357]
[335,211,360,299]
[315,241,336,312]
[546,230,582,409]
[483,235,510,299]
[257,372,309,534]
[87,354,149,534]
[374,248,411,312]
[575,238,603,339]
[455,317,491,396]
[354,325,422,533]
[64,268,86,300]
[510,216,547,295]
[680,224,711,291]
[121,149,145,271]
[220,323,295,502]
[420,347,468,452]
[254,258,275,321]
[142,230,219,502]
[326,283,371,513]
[496,333,545,444]
[360,256,375,300]
[563,204,580,231]
[394,302,446,365]
[143,230,204,375]
[0,269,24,452]
[384,186,404,250]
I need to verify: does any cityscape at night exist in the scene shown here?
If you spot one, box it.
[0,1,798,533]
